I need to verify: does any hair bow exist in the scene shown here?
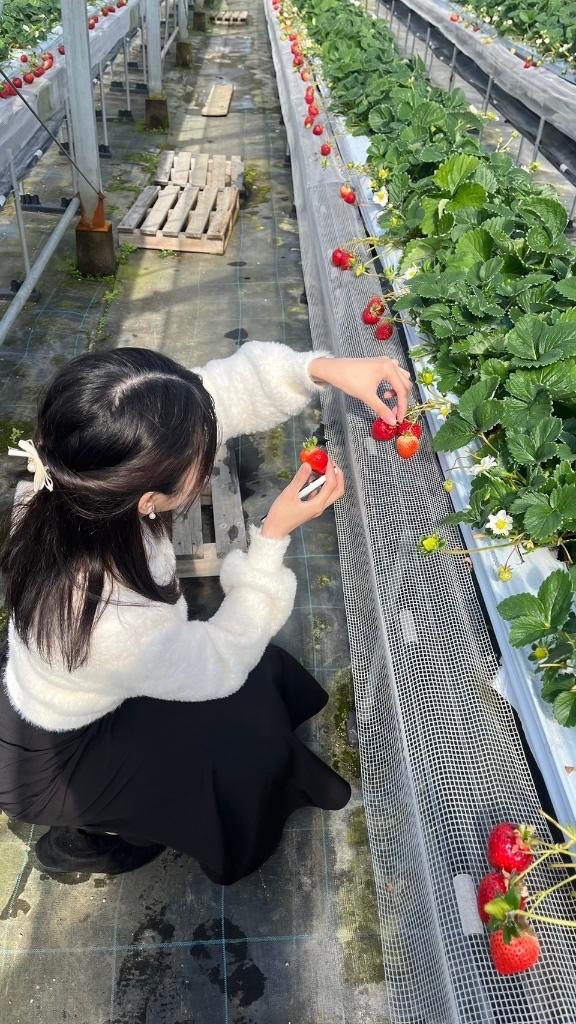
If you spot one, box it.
[8,438,54,493]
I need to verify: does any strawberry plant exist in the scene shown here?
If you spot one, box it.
[459,0,576,74]
[285,0,576,726]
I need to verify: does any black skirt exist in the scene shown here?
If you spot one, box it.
[0,645,351,884]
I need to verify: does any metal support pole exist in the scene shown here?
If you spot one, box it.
[482,74,493,114]
[9,153,31,277]
[98,63,109,149]
[404,12,412,49]
[145,0,163,95]
[123,37,132,112]
[140,11,148,84]
[0,199,80,347]
[178,0,190,40]
[60,0,102,221]
[410,25,417,56]
[448,44,457,91]
[423,25,431,65]
[516,134,524,166]
[64,94,80,195]
[532,115,545,162]
[569,191,576,224]
[389,0,396,26]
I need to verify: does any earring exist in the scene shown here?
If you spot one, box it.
[148,506,156,520]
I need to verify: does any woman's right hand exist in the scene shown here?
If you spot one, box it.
[260,461,345,541]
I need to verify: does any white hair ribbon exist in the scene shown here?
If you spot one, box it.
[8,438,54,493]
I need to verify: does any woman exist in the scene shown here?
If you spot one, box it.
[0,341,410,883]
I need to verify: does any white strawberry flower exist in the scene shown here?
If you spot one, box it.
[469,455,497,476]
[403,265,419,280]
[485,510,514,536]
[437,404,452,420]
[373,186,389,208]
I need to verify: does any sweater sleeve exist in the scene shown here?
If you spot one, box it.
[112,526,297,703]
[193,340,331,442]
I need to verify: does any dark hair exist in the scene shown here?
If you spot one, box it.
[1,348,218,671]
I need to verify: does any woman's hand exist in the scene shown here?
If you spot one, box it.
[309,355,413,425]
[260,461,345,541]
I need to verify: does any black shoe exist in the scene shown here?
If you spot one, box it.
[35,826,165,875]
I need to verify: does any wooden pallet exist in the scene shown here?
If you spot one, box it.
[118,154,243,254]
[202,83,234,117]
[154,151,243,189]
[173,443,247,578]
[210,8,248,23]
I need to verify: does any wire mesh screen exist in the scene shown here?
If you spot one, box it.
[266,7,576,1023]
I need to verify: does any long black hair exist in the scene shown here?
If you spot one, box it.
[1,348,218,671]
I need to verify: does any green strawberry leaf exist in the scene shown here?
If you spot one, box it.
[431,412,477,452]
[457,377,499,425]
[433,153,480,194]
[539,570,574,630]
[453,228,493,270]
[554,277,576,301]
[498,592,543,622]
[522,495,563,543]
[554,691,576,728]
[447,182,487,211]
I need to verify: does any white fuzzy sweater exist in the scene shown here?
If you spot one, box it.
[4,342,327,732]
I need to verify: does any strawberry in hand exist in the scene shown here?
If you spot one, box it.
[299,437,329,473]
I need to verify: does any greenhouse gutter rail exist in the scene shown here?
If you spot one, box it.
[330,122,576,830]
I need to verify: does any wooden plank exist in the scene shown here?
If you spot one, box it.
[163,186,199,237]
[211,442,247,560]
[114,230,233,255]
[140,186,179,235]
[185,186,218,238]
[176,543,220,579]
[173,151,193,171]
[228,156,243,190]
[155,150,174,185]
[117,186,159,233]
[189,153,209,187]
[202,84,233,117]
[209,154,227,189]
[206,187,236,239]
[173,499,204,559]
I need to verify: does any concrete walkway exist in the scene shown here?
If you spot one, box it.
[0,3,387,1021]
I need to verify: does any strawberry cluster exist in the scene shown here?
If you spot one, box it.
[361,297,394,342]
[371,418,422,460]
[478,822,540,975]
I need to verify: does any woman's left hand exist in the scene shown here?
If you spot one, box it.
[309,356,413,426]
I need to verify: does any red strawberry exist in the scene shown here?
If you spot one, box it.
[523,60,532,68]
[340,183,353,199]
[20,54,29,63]
[396,432,420,459]
[313,124,324,136]
[301,70,311,81]
[371,419,397,441]
[477,872,507,924]
[293,56,304,67]
[343,191,356,205]
[308,103,319,116]
[58,44,65,55]
[290,42,300,54]
[304,115,314,128]
[397,420,422,438]
[368,296,386,315]
[450,13,459,21]
[331,248,345,267]
[375,321,394,341]
[299,437,329,473]
[362,307,380,325]
[488,823,534,874]
[33,67,45,77]
[339,250,353,270]
[305,86,315,101]
[320,143,331,156]
[289,32,299,40]
[12,77,23,89]
[490,928,540,976]
[23,72,35,84]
